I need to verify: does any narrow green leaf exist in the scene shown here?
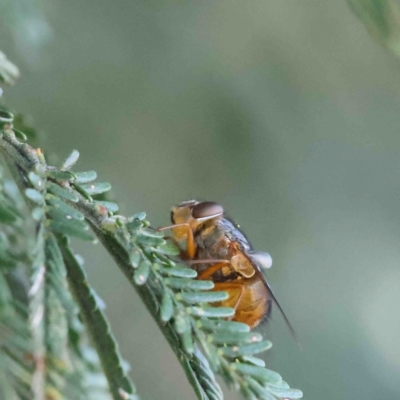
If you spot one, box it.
[158,265,197,278]
[13,129,27,141]
[233,363,282,384]
[126,219,144,231]
[45,232,67,269]
[131,212,146,220]
[128,248,142,268]
[25,188,44,204]
[0,203,17,224]
[181,329,195,354]
[152,242,180,256]
[1,202,22,221]
[239,386,258,400]
[47,170,76,181]
[133,260,151,285]
[348,0,400,59]
[198,375,223,400]
[47,220,94,241]
[32,207,45,221]
[190,348,224,400]
[46,206,84,223]
[199,319,251,333]
[0,272,12,310]
[267,386,303,399]
[241,355,265,367]
[160,290,174,322]
[220,340,272,358]
[0,250,18,268]
[265,380,290,390]
[72,183,92,200]
[11,114,38,141]
[50,215,88,232]
[136,235,165,246]
[96,201,119,213]
[62,150,80,170]
[46,181,79,202]
[165,278,214,290]
[58,239,138,400]
[246,377,273,399]
[0,51,20,86]
[90,288,107,311]
[28,172,44,190]
[3,180,22,203]
[153,252,175,266]
[174,313,189,334]
[205,391,223,400]
[211,332,262,345]
[187,307,234,318]
[178,291,228,304]
[80,182,111,195]
[45,194,84,220]
[74,170,97,184]
[0,109,13,128]
[139,228,164,238]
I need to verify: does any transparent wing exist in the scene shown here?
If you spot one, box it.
[246,251,299,345]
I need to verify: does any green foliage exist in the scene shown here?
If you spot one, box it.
[0,51,302,399]
[0,52,19,86]
[348,0,400,57]
[0,98,136,398]
[0,168,34,400]
[58,237,137,400]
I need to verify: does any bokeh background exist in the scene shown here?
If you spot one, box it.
[2,1,400,399]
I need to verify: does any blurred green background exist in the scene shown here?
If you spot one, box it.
[2,1,400,399]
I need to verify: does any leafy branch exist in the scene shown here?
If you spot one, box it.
[0,120,137,400]
[348,0,400,59]
[0,52,302,399]
[0,51,19,86]
[58,236,137,400]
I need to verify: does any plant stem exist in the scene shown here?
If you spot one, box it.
[90,225,206,400]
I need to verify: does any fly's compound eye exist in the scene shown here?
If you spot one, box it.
[191,201,224,221]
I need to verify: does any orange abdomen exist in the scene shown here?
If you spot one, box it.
[216,275,270,329]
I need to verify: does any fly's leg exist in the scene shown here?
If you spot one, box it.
[196,261,230,280]
[158,223,196,259]
[212,282,245,318]
[196,262,243,317]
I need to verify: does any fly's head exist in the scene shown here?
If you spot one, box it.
[170,200,224,241]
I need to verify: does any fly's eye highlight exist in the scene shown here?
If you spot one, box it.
[192,202,224,220]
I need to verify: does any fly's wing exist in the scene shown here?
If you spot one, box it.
[219,219,299,343]
[246,251,299,343]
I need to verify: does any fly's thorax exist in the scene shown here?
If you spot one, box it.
[192,225,239,282]
[217,218,252,252]
[196,222,230,259]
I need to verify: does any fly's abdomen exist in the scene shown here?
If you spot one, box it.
[235,277,270,328]
[215,275,270,329]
